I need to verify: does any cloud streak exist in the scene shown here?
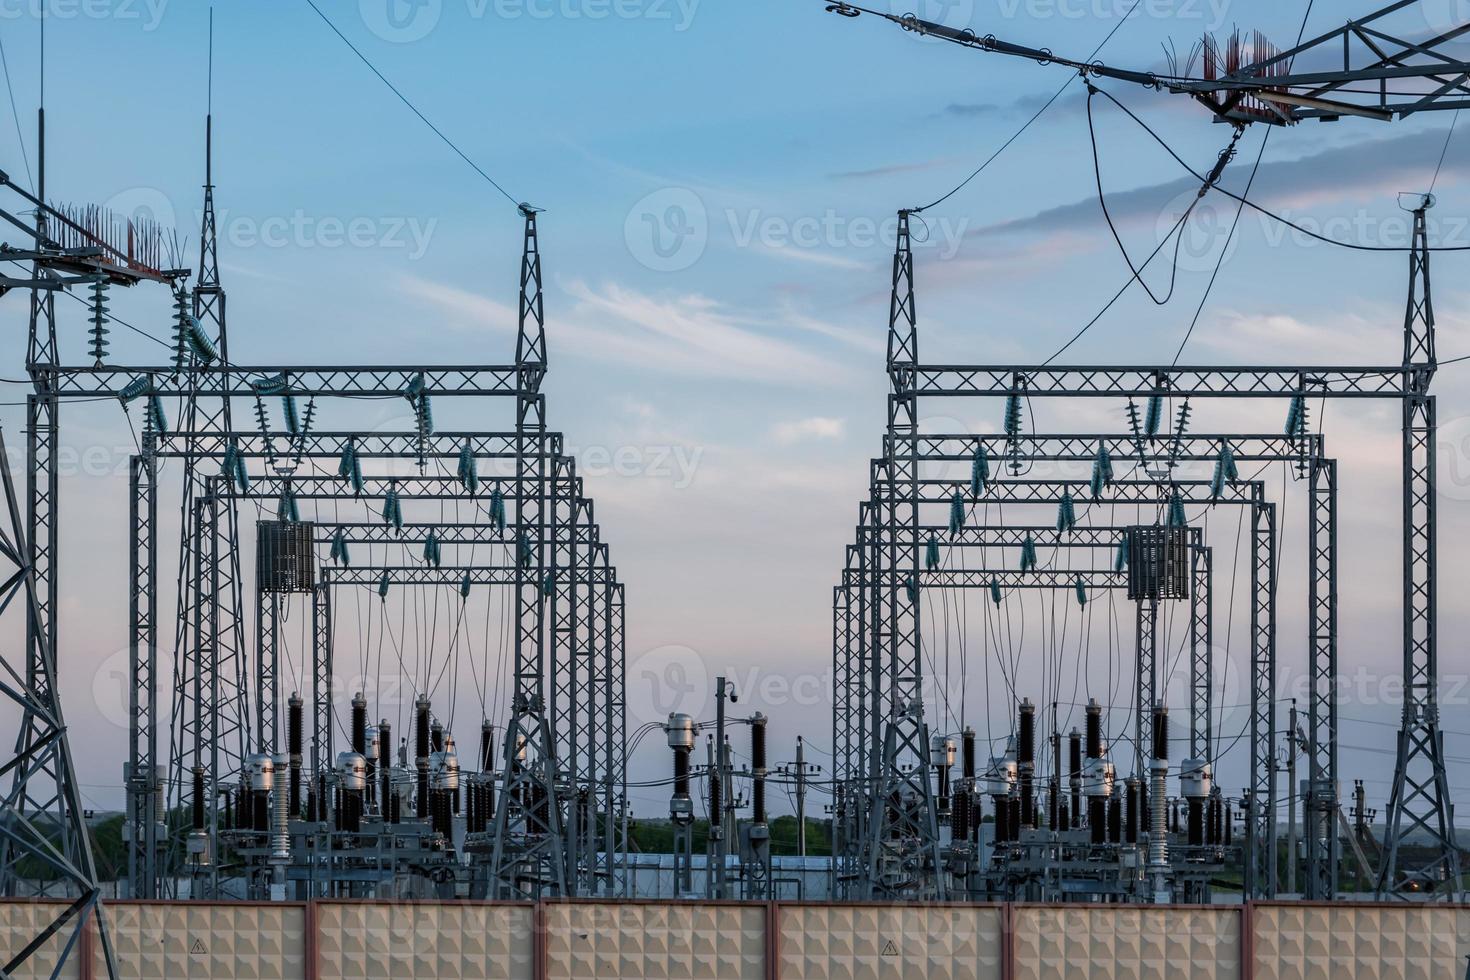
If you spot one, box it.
[970,127,1464,241]
[398,275,858,387]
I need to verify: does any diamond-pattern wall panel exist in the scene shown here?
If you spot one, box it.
[544,902,765,980]
[777,903,1003,980]
[1013,907,1241,980]
[92,902,306,980]
[316,902,533,980]
[1252,905,1465,980]
[0,901,84,980]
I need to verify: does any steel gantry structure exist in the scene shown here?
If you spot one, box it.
[0,99,630,911]
[833,460,1282,900]
[814,0,1466,895]
[833,200,1443,901]
[114,202,630,901]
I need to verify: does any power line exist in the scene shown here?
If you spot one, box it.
[0,27,32,192]
[914,0,1143,214]
[1429,110,1460,195]
[301,0,521,210]
[1171,0,1318,363]
[1092,83,1470,253]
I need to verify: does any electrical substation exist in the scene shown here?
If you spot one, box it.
[5,1,1470,978]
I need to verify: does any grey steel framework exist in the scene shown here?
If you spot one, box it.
[0,112,182,977]
[834,202,1442,900]
[116,206,630,900]
[833,468,1276,898]
[820,1,1470,124]
[1,113,630,912]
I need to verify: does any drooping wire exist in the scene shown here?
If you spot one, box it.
[301,0,521,208]
[1086,83,1235,307]
[1430,110,1460,195]
[1173,0,1314,365]
[912,0,1145,214]
[1089,83,1470,253]
[0,28,32,192]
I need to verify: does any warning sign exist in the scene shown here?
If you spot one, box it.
[881,940,898,957]
[190,939,207,956]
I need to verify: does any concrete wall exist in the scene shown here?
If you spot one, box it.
[1251,903,1470,980]
[317,902,533,980]
[9,899,1470,979]
[544,902,766,980]
[1014,905,1241,980]
[0,901,84,980]
[777,904,1003,980]
[96,901,307,980]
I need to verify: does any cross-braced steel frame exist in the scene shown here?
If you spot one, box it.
[831,204,1442,901]
[834,467,1277,898]
[118,206,629,900]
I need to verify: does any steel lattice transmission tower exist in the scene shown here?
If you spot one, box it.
[1378,201,1460,897]
[486,206,570,897]
[859,210,945,900]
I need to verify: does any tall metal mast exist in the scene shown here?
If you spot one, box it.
[486,206,569,896]
[860,211,945,899]
[1378,201,1460,897]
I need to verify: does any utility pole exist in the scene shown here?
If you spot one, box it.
[710,676,737,897]
[796,737,807,857]
[1287,701,1298,896]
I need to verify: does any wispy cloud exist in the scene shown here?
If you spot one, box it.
[828,158,953,181]
[970,127,1464,241]
[397,275,858,386]
[771,416,846,445]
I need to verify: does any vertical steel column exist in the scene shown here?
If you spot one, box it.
[1190,547,1213,766]
[1304,456,1338,899]
[312,577,333,781]
[830,578,852,890]
[1246,493,1278,898]
[1134,594,1159,781]
[126,450,160,898]
[488,206,568,897]
[547,459,582,892]
[167,110,244,896]
[607,580,626,896]
[862,210,944,899]
[257,588,282,752]
[1380,204,1460,897]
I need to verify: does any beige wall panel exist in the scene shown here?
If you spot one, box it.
[777,903,1003,980]
[1013,907,1240,980]
[0,901,84,980]
[95,902,306,980]
[315,902,533,980]
[545,902,765,980]
[1253,905,1467,980]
